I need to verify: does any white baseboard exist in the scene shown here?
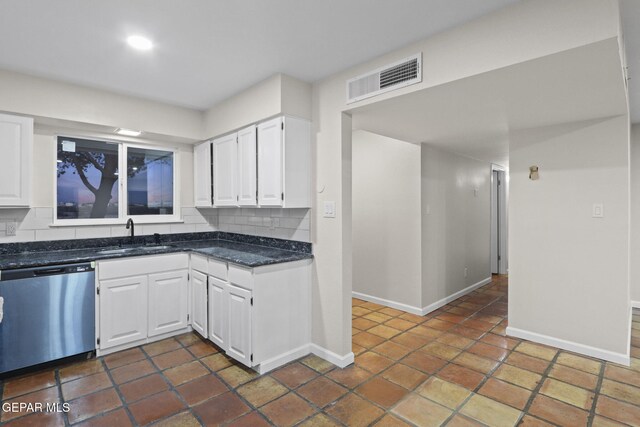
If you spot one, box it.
[506,326,630,366]
[352,292,423,315]
[353,277,492,317]
[631,300,640,309]
[257,345,311,374]
[420,277,492,315]
[310,344,354,368]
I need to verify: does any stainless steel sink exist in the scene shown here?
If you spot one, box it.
[97,245,175,255]
[139,245,175,251]
[97,248,137,255]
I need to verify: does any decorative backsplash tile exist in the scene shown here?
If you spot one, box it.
[0,207,218,243]
[216,208,310,242]
[0,207,311,243]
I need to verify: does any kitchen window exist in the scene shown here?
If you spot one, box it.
[55,136,179,224]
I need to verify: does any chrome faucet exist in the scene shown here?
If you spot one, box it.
[126,218,135,244]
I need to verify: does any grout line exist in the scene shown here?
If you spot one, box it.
[352,284,512,426]
[2,276,637,427]
[98,357,138,427]
[513,344,561,424]
[586,361,606,427]
[54,368,71,427]
[139,337,218,426]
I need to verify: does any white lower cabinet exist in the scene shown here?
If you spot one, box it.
[99,275,148,350]
[226,284,252,366]
[148,270,189,337]
[192,255,312,373]
[97,254,189,353]
[190,270,208,338]
[207,278,252,366]
[208,276,228,350]
[97,251,311,373]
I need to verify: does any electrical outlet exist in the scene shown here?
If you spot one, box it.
[592,203,604,218]
[464,267,468,278]
[6,222,17,237]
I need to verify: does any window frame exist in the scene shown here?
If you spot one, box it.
[52,134,181,226]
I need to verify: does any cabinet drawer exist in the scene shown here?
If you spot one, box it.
[191,254,208,273]
[229,264,253,290]
[98,253,189,280]
[208,258,228,280]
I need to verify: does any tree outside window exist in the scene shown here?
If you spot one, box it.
[56,137,175,221]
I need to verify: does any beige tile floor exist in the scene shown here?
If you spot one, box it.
[1,275,639,426]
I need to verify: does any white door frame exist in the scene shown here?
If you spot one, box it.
[491,164,508,274]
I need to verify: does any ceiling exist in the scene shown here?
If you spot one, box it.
[0,0,519,110]
[350,38,627,166]
[621,0,640,124]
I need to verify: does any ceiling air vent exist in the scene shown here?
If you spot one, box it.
[347,53,422,104]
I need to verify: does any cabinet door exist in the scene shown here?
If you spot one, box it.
[0,113,33,207]
[99,275,148,349]
[257,117,283,206]
[213,133,238,206]
[148,270,188,337]
[237,125,257,206]
[190,270,208,338]
[227,284,252,366]
[208,276,228,350]
[194,141,212,207]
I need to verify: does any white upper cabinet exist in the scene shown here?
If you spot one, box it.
[212,133,238,206]
[258,116,311,208]
[257,118,283,206]
[237,125,257,206]
[205,115,310,208]
[193,141,212,207]
[0,113,33,207]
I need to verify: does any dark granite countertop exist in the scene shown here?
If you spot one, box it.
[0,232,313,271]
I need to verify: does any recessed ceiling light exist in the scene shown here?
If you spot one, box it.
[126,35,153,51]
[116,128,142,137]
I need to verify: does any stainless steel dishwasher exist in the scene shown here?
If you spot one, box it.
[0,262,96,374]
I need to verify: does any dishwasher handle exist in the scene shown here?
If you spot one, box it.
[33,268,66,276]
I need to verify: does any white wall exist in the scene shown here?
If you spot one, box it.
[352,131,422,307]
[631,123,640,304]
[508,116,630,360]
[203,74,311,139]
[311,0,622,359]
[0,69,203,141]
[421,145,492,309]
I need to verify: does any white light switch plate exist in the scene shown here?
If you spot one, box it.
[592,203,604,218]
[323,201,336,218]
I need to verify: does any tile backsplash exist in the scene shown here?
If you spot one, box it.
[0,207,311,243]
[217,208,310,242]
[0,207,218,243]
